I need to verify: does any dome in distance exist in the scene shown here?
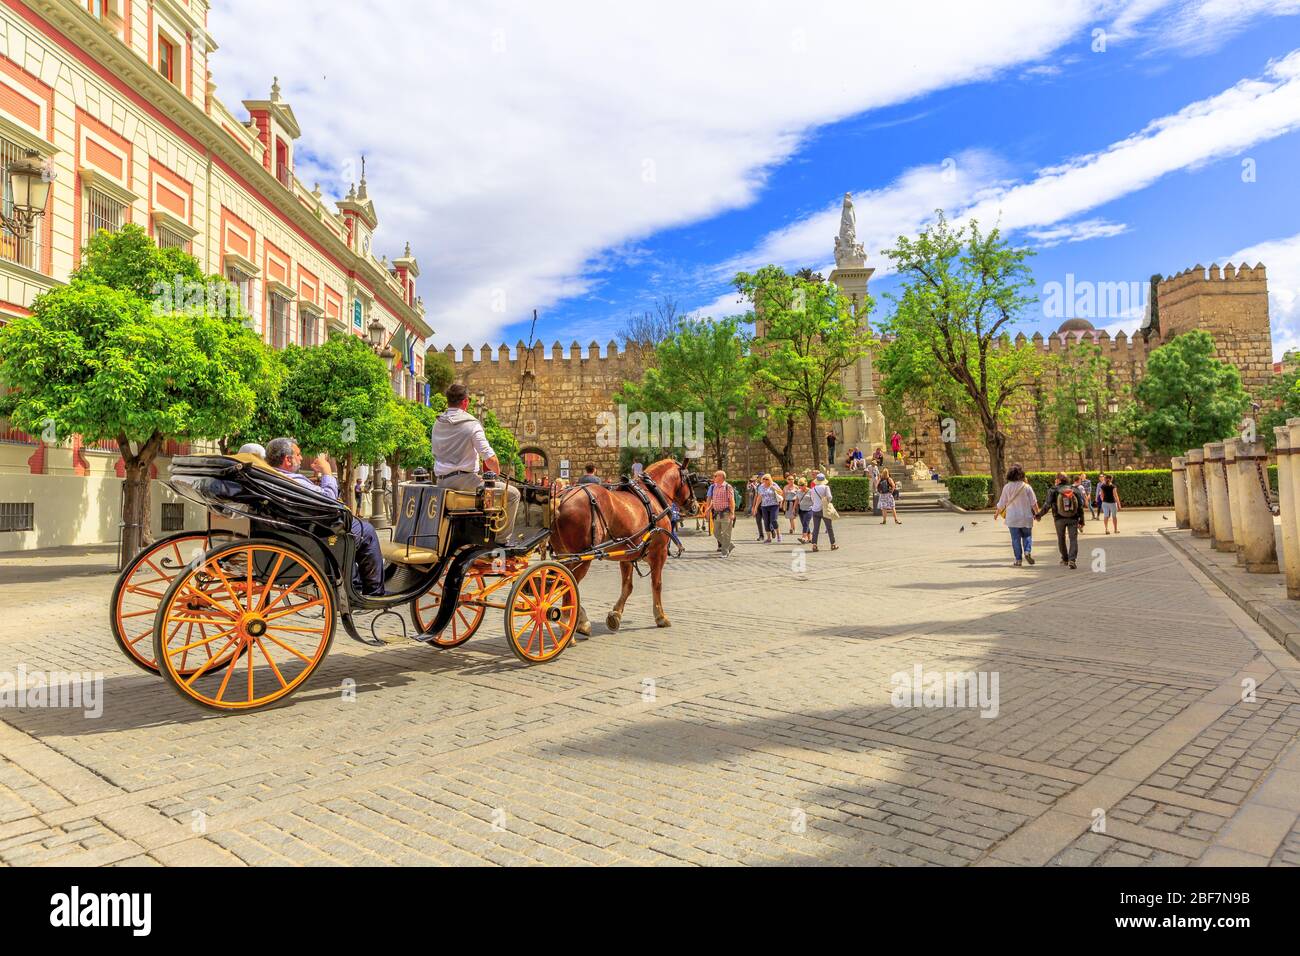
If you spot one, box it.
[1057,317,1095,333]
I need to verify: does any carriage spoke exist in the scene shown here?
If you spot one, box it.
[182,636,241,686]
[255,637,289,688]
[168,623,239,656]
[256,553,286,612]
[259,630,315,664]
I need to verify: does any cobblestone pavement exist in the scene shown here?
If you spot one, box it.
[1,511,1298,866]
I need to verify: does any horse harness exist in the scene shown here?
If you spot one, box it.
[561,467,686,565]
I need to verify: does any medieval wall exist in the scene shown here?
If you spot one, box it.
[448,262,1274,482]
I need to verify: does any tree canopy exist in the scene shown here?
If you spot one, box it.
[1129,329,1250,456]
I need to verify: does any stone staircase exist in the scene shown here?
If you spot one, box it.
[888,476,948,512]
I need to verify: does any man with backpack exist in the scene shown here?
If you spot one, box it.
[1036,472,1086,568]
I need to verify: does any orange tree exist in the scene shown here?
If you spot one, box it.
[0,225,268,558]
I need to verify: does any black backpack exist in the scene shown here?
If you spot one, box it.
[878,477,892,494]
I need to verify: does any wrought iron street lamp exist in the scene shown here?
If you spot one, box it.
[1,150,53,240]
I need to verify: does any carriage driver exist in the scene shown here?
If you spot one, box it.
[431,383,521,542]
[265,437,386,597]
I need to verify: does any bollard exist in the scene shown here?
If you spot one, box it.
[1229,438,1279,572]
[1171,456,1190,529]
[1224,440,1247,565]
[1286,417,1300,587]
[1203,442,1234,552]
[1187,448,1210,538]
[1273,428,1300,597]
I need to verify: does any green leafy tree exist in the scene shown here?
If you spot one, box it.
[277,334,396,510]
[877,315,974,476]
[0,225,267,558]
[474,402,522,478]
[423,350,455,398]
[884,213,1044,498]
[1047,342,1131,469]
[614,316,757,470]
[1257,364,1300,450]
[1129,329,1250,456]
[221,345,292,453]
[733,265,873,470]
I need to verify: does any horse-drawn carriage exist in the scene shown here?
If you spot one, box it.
[109,453,579,712]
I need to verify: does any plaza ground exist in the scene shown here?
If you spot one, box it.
[1,510,1298,866]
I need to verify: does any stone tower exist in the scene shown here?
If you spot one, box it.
[1153,263,1273,397]
[827,193,883,454]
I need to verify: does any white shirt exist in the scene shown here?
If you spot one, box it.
[810,482,832,513]
[430,407,495,476]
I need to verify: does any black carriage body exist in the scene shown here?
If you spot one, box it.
[166,457,504,637]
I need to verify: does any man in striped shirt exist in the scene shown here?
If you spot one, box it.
[709,470,736,557]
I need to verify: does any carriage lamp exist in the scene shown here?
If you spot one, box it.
[366,316,385,348]
[1,150,53,239]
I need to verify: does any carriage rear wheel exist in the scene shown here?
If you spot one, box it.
[504,561,578,664]
[410,568,487,648]
[110,530,239,676]
[153,538,334,712]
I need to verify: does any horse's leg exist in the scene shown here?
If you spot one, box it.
[606,561,634,631]
[649,549,670,627]
[570,561,592,636]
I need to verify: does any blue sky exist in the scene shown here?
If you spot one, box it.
[209,1,1300,356]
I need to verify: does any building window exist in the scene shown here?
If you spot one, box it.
[161,502,185,532]
[300,312,319,347]
[158,33,176,84]
[226,267,253,316]
[155,223,187,251]
[86,186,125,237]
[0,138,44,271]
[0,502,35,533]
[269,293,289,349]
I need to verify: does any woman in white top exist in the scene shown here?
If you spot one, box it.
[809,473,837,552]
[994,463,1039,567]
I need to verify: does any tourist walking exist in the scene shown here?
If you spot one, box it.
[783,475,800,534]
[1098,473,1122,533]
[877,467,901,524]
[756,473,783,543]
[797,476,814,543]
[1036,472,1086,568]
[1076,471,1094,522]
[809,473,838,552]
[994,464,1038,567]
[890,430,903,461]
[707,470,736,557]
[826,431,837,468]
[744,475,761,541]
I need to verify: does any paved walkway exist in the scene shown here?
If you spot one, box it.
[1,511,1298,866]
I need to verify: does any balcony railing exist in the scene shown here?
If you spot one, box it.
[276,162,293,189]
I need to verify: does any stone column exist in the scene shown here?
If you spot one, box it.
[1186,448,1210,538]
[1171,456,1190,529]
[1273,427,1300,598]
[1228,438,1278,572]
[1203,442,1234,552]
[1286,418,1300,589]
[1224,440,1247,565]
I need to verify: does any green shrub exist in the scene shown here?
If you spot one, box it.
[826,476,872,511]
[948,469,1177,509]
[1269,464,1279,494]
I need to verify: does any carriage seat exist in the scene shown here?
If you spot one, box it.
[386,482,487,565]
[167,454,352,532]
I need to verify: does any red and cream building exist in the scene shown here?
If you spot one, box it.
[0,0,433,550]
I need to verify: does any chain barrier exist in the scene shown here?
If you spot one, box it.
[1254,457,1280,516]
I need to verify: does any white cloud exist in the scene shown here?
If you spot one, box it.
[715,48,1300,310]
[208,0,1125,347]
[1026,219,1130,247]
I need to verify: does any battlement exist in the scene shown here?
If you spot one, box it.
[1157,262,1268,299]
[441,339,641,367]
[877,328,1165,359]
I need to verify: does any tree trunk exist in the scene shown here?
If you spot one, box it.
[714,436,726,473]
[341,452,355,511]
[118,433,162,564]
[387,452,401,522]
[809,413,821,470]
[985,429,1008,505]
[761,417,794,475]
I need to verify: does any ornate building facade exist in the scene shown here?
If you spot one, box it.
[0,0,431,550]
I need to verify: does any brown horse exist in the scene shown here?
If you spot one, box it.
[550,458,697,634]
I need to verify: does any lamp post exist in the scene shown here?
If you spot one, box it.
[1,150,53,240]
[365,316,395,530]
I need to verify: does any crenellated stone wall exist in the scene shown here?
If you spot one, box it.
[446,261,1275,481]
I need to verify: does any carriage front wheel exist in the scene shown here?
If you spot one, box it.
[152,538,335,712]
[410,568,486,648]
[504,561,578,664]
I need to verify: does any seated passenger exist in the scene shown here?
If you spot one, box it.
[431,384,521,543]
[237,442,267,460]
[265,437,385,597]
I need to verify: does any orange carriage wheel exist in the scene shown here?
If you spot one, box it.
[152,539,334,712]
[410,567,487,648]
[110,531,239,676]
[504,560,578,664]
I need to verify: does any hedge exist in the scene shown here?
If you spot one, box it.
[948,469,1177,510]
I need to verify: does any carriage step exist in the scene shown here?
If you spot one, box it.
[504,527,550,556]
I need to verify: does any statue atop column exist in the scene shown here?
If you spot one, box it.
[834,192,866,269]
